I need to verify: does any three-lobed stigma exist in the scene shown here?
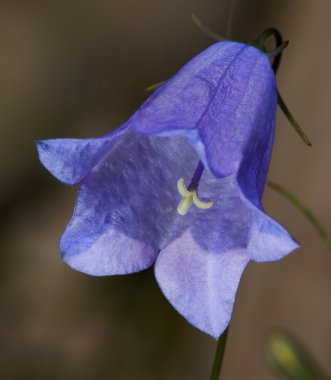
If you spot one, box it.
[177,178,213,215]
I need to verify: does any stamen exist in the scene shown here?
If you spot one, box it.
[176,160,213,216]
[267,40,289,58]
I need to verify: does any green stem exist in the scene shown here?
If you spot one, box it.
[209,328,229,380]
[268,181,331,251]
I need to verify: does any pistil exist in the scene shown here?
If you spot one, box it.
[187,160,204,190]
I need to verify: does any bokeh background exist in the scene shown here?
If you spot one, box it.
[1,0,330,379]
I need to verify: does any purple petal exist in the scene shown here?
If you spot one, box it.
[155,229,249,339]
[248,211,299,262]
[36,125,128,185]
[153,169,251,340]
[199,46,277,180]
[60,132,200,275]
[129,40,296,264]
[132,42,276,182]
[154,172,297,336]
[131,41,278,214]
[63,228,157,276]
[131,41,244,135]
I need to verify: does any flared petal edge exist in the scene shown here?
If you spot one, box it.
[36,124,129,185]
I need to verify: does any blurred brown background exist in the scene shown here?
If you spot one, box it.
[0,0,330,379]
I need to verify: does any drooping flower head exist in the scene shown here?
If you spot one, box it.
[36,41,298,339]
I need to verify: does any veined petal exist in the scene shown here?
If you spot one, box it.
[155,229,249,339]
[130,39,296,264]
[131,41,244,135]
[199,46,277,179]
[132,42,277,181]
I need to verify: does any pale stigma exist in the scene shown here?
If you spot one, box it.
[176,177,213,215]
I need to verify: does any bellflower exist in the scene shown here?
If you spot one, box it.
[37,41,298,339]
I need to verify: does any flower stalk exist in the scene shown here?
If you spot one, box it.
[209,328,229,380]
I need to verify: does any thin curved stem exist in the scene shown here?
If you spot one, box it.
[191,14,227,41]
[209,329,229,380]
[268,181,331,251]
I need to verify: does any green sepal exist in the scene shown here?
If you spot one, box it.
[277,91,312,146]
[145,81,165,92]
